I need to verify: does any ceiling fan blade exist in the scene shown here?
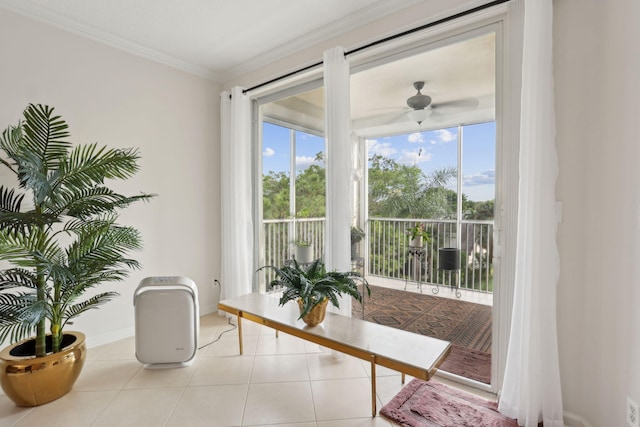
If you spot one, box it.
[385,111,410,124]
[431,97,479,112]
[429,109,447,122]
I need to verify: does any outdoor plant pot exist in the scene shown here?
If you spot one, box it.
[297,298,329,327]
[294,245,314,263]
[0,331,86,407]
[410,236,424,247]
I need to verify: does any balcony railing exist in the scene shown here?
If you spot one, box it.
[367,218,494,293]
[260,217,493,294]
[262,216,325,271]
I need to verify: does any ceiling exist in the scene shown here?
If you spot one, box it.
[0,0,422,81]
[0,0,496,135]
[266,32,496,137]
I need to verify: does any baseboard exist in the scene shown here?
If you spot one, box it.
[86,326,135,348]
[199,303,218,315]
[85,309,226,349]
[563,411,593,427]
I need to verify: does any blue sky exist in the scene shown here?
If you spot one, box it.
[262,121,495,202]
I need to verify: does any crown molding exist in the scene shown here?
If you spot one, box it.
[0,0,423,83]
[0,0,221,81]
[218,0,423,82]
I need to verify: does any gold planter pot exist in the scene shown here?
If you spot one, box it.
[298,298,329,327]
[0,331,86,407]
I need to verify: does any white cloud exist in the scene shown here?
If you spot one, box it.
[263,147,275,157]
[464,169,495,186]
[435,129,457,143]
[367,139,397,157]
[408,133,425,143]
[296,155,316,168]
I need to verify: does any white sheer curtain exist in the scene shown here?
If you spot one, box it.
[498,0,564,426]
[323,46,352,316]
[219,87,253,300]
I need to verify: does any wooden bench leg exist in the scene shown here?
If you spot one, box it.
[371,355,377,417]
[237,314,243,355]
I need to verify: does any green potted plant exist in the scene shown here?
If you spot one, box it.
[0,104,154,406]
[293,237,314,263]
[407,222,431,247]
[260,258,370,326]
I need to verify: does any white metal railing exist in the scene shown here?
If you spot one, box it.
[260,217,493,294]
[367,218,494,293]
[261,217,325,284]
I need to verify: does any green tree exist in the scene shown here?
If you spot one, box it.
[295,152,325,217]
[263,152,326,220]
[463,199,494,220]
[263,171,289,219]
[368,154,457,219]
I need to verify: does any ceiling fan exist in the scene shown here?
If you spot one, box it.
[403,81,479,124]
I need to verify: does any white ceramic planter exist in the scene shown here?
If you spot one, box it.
[294,245,314,263]
[409,236,423,247]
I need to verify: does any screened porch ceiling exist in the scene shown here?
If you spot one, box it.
[263,32,496,138]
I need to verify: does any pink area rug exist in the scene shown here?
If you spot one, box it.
[380,379,517,427]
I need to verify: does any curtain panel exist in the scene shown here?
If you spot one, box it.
[220,87,254,300]
[498,0,564,425]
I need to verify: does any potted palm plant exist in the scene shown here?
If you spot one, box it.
[259,258,370,326]
[0,104,154,406]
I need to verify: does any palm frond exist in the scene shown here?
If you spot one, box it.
[55,144,142,192]
[21,104,71,166]
[0,268,37,291]
[423,166,457,188]
[0,186,60,231]
[63,292,119,323]
[0,186,25,232]
[66,221,142,264]
[63,222,142,293]
[0,293,46,344]
[0,226,64,272]
[49,186,154,219]
[16,153,50,205]
[0,186,24,213]
[0,123,23,172]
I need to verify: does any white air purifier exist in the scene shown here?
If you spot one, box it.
[134,276,199,368]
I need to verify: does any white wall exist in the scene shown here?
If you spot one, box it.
[0,9,221,348]
[555,0,640,426]
[553,0,595,423]
[224,0,640,425]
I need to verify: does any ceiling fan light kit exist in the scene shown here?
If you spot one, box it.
[406,108,432,124]
[407,81,433,125]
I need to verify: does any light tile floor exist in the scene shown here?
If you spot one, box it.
[0,313,494,427]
